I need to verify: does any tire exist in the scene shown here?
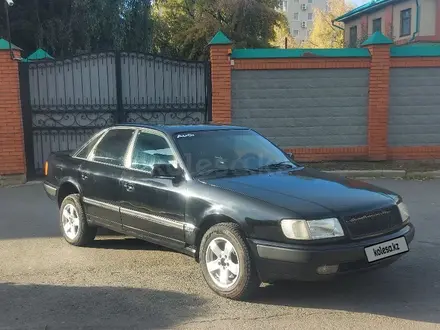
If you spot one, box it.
[199,223,260,300]
[59,194,97,246]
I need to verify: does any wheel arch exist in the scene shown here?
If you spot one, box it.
[194,214,244,262]
[57,178,82,207]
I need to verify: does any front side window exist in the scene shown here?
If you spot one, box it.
[349,25,357,47]
[130,132,176,172]
[90,129,134,166]
[400,9,411,36]
[174,129,296,177]
[372,18,382,32]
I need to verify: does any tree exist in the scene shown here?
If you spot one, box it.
[302,0,354,49]
[151,0,285,59]
[0,0,151,56]
[269,16,297,49]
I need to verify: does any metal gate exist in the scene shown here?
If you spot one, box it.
[19,51,211,176]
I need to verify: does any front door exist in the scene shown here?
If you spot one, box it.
[119,130,186,250]
[80,128,135,231]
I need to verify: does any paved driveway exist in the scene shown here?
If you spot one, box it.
[0,179,439,330]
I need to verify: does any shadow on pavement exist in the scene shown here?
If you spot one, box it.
[89,237,172,252]
[253,254,440,324]
[0,282,206,329]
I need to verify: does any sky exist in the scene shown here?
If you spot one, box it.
[351,0,370,6]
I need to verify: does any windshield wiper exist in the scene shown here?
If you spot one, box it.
[194,168,255,178]
[255,161,294,172]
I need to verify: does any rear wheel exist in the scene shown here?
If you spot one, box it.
[199,223,260,300]
[60,194,97,246]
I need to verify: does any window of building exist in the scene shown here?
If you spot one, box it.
[372,18,382,32]
[293,30,299,36]
[349,25,357,47]
[294,12,299,20]
[400,9,411,36]
[294,0,299,3]
[282,0,288,11]
[308,13,313,20]
[308,0,313,3]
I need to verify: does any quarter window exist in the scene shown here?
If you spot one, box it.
[90,129,134,166]
[372,18,382,32]
[130,132,176,172]
[75,131,105,159]
[400,9,411,36]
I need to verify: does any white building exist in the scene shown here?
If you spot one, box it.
[279,0,328,42]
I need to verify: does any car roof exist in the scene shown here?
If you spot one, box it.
[113,123,249,135]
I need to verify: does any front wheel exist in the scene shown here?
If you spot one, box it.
[60,194,97,246]
[199,223,260,300]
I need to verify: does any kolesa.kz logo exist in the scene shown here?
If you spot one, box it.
[373,242,400,256]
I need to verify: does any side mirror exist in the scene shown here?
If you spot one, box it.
[151,163,184,179]
[287,152,294,160]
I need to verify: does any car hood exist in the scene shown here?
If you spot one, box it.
[202,168,398,218]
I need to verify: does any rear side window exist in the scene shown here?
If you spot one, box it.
[90,129,134,166]
[75,131,105,159]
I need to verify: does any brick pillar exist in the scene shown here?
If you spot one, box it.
[362,32,393,161]
[0,41,26,185]
[209,31,232,124]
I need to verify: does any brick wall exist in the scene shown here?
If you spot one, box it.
[210,33,440,162]
[0,50,26,184]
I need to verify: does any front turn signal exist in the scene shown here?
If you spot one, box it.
[44,161,49,176]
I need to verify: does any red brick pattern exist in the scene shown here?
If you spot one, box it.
[210,45,232,124]
[285,147,368,162]
[366,44,390,161]
[0,51,26,176]
[388,146,440,160]
[391,57,440,67]
[233,58,370,70]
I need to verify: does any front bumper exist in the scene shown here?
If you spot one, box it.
[248,223,415,282]
[43,182,58,200]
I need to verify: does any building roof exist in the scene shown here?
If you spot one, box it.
[334,0,397,22]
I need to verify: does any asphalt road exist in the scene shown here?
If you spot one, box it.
[1,179,440,330]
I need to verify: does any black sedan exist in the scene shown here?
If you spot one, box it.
[43,124,415,300]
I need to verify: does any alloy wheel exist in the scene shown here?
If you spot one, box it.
[205,237,240,289]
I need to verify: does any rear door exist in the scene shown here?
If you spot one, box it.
[79,128,136,231]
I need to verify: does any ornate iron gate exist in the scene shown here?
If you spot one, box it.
[19,51,211,176]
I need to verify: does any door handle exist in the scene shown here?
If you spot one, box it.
[81,173,88,180]
[123,182,134,192]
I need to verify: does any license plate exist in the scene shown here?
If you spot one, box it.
[364,236,409,263]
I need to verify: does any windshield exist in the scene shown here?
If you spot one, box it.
[173,129,296,177]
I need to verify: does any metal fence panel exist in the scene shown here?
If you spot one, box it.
[21,51,210,176]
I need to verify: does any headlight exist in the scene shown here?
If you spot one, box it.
[397,202,410,223]
[281,218,344,240]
